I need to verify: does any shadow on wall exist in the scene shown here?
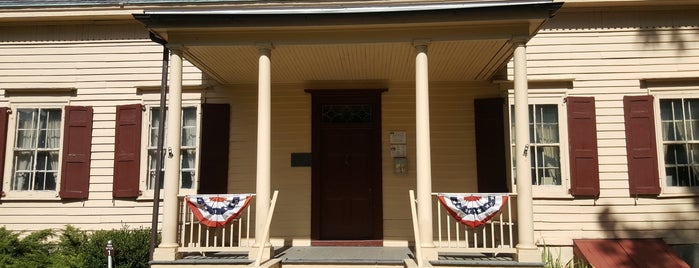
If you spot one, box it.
[597,207,698,267]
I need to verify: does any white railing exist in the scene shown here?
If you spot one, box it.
[432,192,516,255]
[178,194,254,253]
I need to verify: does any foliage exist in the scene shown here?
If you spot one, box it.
[81,226,155,268]
[0,227,54,268]
[0,225,157,268]
[541,242,591,268]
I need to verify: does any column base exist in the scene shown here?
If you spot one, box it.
[152,244,179,261]
[516,246,541,263]
[249,245,274,262]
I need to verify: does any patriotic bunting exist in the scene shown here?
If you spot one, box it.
[437,193,508,228]
[186,194,252,228]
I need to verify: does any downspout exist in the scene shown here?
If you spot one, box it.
[148,31,169,261]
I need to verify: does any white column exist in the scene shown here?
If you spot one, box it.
[414,40,435,255]
[255,44,273,253]
[153,46,183,261]
[513,39,538,262]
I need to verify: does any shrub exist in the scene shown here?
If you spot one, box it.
[0,225,157,268]
[0,227,54,268]
[50,225,89,268]
[81,226,155,268]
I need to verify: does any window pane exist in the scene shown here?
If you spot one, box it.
[181,149,196,189]
[685,99,699,140]
[182,108,197,146]
[528,106,535,143]
[536,146,561,185]
[665,144,687,165]
[150,108,161,147]
[660,99,682,141]
[534,105,559,143]
[38,109,62,149]
[510,110,516,143]
[16,109,37,149]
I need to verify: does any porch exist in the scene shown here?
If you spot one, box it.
[150,190,537,267]
[134,1,562,267]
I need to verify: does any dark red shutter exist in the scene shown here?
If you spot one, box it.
[623,95,661,195]
[567,97,600,197]
[59,106,94,199]
[0,108,9,199]
[198,103,230,194]
[474,98,509,193]
[113,104,142,198]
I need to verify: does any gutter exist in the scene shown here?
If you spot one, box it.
[142,0,555,15]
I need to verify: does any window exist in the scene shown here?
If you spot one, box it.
[511,104,562,186]
[659,98,699,187]
[145,106,199,192]
[2,104,93,200]
[11,108,62,191]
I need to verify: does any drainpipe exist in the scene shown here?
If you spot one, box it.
[148,31,169,261]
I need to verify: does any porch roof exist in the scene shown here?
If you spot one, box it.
[134,1,562,85]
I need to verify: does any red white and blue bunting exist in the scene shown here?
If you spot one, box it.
[186,194,252,228]
[437,193,508,228]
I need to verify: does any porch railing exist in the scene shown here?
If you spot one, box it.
[177,194,254,253]
[431,192,516,255]
[409,190,517,266]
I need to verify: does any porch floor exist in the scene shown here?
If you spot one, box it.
[275,246,413,265]
[162,247,543,267]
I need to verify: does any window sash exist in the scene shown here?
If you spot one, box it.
[11,108,62,191]
[511,104,562,186]
[660,98,699,187]
[146,107,198,190]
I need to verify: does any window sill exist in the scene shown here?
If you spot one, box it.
[658,188,699,198]
[1,191,60,200]
[531,185,573,200]
[136,190,196,201]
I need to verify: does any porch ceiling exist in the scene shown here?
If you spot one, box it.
[134,1,562,85]
[184,40,511,84]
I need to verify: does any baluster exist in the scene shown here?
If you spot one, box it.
[437,198,443,248]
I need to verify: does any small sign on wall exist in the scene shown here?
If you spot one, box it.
[390,144,407,158]
[291,153,312,167]
[390,131,406,144]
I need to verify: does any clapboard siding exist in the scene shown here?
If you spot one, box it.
[520,6,699,246]
[0,22,203,231]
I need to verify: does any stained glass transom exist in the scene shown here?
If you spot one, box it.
[321,104,372,123]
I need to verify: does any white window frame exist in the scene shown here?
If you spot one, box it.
[653,93,699,196]
[508,92,571,198]
[2,104,67,200]
[138,103,202,199]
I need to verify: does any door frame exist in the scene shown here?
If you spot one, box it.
[307,89,385,244]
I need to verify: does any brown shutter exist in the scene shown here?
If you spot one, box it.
[113,104,142,198]
[474,98,509,193]
[198,103,230,194]
[623,95,661,195]
[59,106,94,199]
[567,97,600,197]
[0,108,9,199]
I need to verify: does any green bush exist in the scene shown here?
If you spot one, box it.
[0,225,158,268]
[0,227,54,268]
[81,226,155,268]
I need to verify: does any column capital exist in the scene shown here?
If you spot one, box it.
[256,43,274,53]
[412,39,431,52]
[510,36,529,46]
[166,44,185,53]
